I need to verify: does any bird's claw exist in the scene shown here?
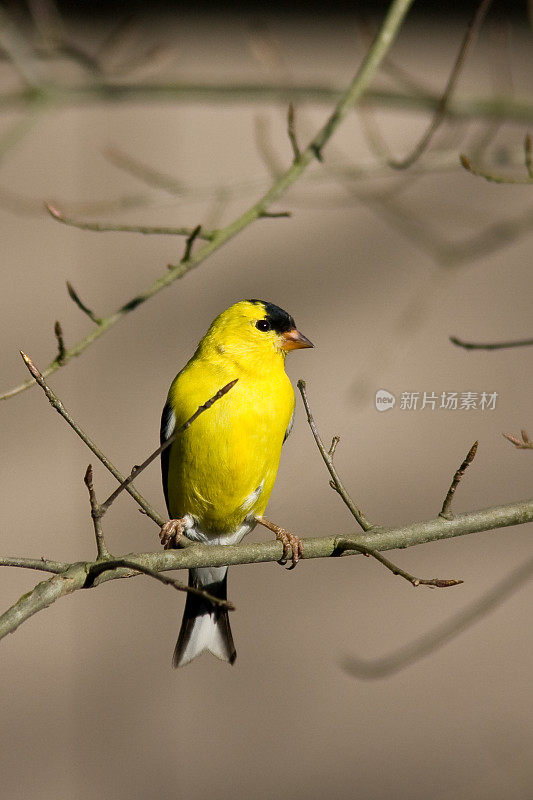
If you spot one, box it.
[254,516,304,570]
[160,518,186,550]
[275,527,304,570]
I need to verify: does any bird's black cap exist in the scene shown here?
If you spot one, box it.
[248,299,296,334]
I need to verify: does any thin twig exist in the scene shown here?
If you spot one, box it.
[328,435,340,458]
[254,115,285,178]
[297,380,462,588]
[19,351,164,524]
[346,545,463,588]
[388,0,493,169]
[66,280,101,324]
[2,0,416,401]
[297,380,372,531]
[83,465,111,559]
[450,335,533,350]
[180,224,203,263]
[0,7,42,87]
[53,320,66,364]
[440,441,479,519]
[257,210,291,218]
[98,379,238,515]
[46,203,216,240]
[287,102,301,162]
[105,146,188,195]
[106,559,234,609]
[525,133,533,178]
[460,152,533,185]
[502,430,533,450]
[0,556,69,573]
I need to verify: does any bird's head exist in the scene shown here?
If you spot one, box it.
[197,300,313,368]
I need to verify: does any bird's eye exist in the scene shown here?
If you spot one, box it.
[255,319,271,332]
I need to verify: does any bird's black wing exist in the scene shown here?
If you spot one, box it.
[160,400,175,514]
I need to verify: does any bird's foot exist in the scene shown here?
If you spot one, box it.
[160,517,188,549]
[255,516,303,570]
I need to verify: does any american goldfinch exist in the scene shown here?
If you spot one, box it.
[160,299,313,667]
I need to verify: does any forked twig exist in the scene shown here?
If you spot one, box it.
[297,380,462,588]
[297,380,372,531]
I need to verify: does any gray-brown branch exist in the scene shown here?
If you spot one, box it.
[1,498,532,642]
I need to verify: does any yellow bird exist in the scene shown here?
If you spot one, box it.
[160,299,313,667]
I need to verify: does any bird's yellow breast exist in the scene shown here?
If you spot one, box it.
[165,353,294,535]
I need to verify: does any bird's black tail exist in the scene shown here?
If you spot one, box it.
[173,566,236,668]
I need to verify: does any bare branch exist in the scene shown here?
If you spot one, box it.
[0,564,89,641]
[2,497,532,642]
[2,0,416,401]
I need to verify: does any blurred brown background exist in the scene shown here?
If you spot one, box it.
[1,8,532,800]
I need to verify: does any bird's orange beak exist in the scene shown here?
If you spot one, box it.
[280,328,314,352]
